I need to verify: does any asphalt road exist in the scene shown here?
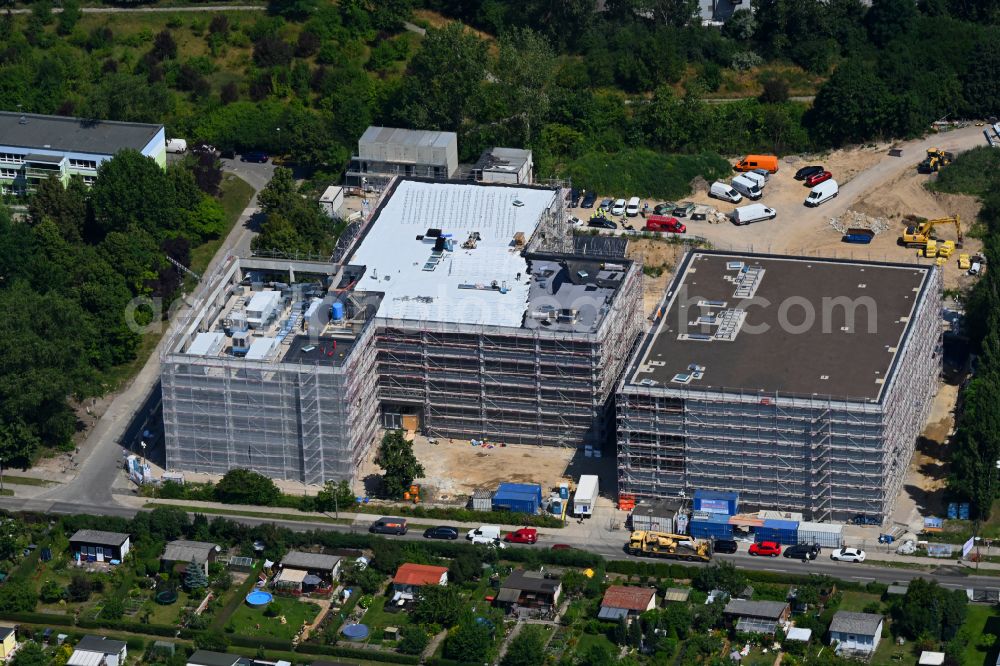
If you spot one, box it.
[1,496,996,593]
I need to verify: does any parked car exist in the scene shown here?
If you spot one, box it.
[831,547,866,563]
[581,192,597,208]
[568,189,580,207]
[423,526,459,540]
[241,151,269,163]
[783,543,821,560]
[794,165,825,181]
[653,202,676,215]
[611,199,627,216]
[599,198,613,211]
[749,541,782,557]
[569,216,585,228]
[505,528,538,544]
[805,170,833,187]
[369,517,407,535]
[851,514,881,526]
[713,539,739,554]
[625,196,641,217]
[709,182,742,204]
[588,215,616,229]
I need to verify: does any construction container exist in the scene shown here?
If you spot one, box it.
[629,498,685,533]
[796,521,844,548]
[756,519,799,545]
[492,482,542,514]
[693,490,739,515]
[689,513,733,540]
[471,488,493,512]
[573,475,599,517]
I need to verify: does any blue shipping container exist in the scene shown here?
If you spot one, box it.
[690,519,733,540]
[693,490,739,515]
[756,519,799,545]
[492,483,542,514]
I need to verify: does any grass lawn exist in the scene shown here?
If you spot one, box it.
[189,173,255,275]
[573,632,617,658]
[837,590,883,613]
[960,604,1000,666]
[360,596,410,639]
[741,647,779,666]
[146,589,194,626]
[227,598,321,640]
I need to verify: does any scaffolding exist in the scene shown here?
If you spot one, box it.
[617,266,942,521]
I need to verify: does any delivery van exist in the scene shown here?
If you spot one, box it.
[709,181,742,203]
[731,175,762,200]
[730,204,777,226]
[735,154,779,173]
[166,138,188,154]
[742,171,767,190]
[804,179,839,207]
[645,215,686,234]
[467,525,502,542]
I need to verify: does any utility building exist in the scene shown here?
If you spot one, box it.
[346,126,458,188]
[162,178,643,484]
[617,251,941,522]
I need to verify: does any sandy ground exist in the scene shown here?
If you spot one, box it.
[355,433,617,503]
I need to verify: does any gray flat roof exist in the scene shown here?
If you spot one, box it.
[76,635,127,655]
[69,529,130,547]
[281,550,341,572]
[162,540,219,564]
[626,251,933,401]
[187,650,240,666]
[0,112,161,155]
[360,125,456,150]
[829,610,883,635]
[724,599,789,620]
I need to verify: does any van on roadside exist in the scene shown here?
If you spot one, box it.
[804,179,839,207]
[742,171,767,190]
[730,203,776,226]
[467,525,502,542]
[709,181,742,203]
[369,517,408,535]
[731,175,762,201]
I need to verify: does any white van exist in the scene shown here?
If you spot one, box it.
[731,175,762,200]
[804,179,839,207]
[625,196,641,217]
[730,204,776,226]
[166,138,188,154]
[467,525,501,542]
[742,171,767,190]
[709,181,742,203]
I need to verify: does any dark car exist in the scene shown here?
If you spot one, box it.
[794,165,824,181]
[423,526,459,540]
[599,198,613,211]
[851,514,882,526]
[241,151,270,163]
[588,217,616,229]
[568,188,580,207]
[369,517,408,535]
[713,539,739,554]
[581,192,597,208]
[653,202,676,215]
[783,543,821,560]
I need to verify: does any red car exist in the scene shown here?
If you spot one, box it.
[504,528,538,544]
[749,541,782,557]
[805,170,833,187]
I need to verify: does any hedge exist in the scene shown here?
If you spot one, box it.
[302,643,421,663]
[0,611,75,626]
[227,634,293,651]
[75,618,179,636]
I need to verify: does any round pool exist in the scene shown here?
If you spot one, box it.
[341,623,369,641]
[155,590,178,605]
[245,590,274,608]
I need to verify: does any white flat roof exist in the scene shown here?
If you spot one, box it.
[350,180,556,327]
[246,337,277,361]
[186,332,225,356]
[247,290,280,314]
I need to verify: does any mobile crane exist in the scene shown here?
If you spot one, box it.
[900,215,963,251]
[625,530,713,562]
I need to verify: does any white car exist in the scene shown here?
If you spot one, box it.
[625,196,641,217]
[830,547,866,563]
[569,216,585,228]
[611,199,627,216]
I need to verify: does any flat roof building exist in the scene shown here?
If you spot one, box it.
[346,126,458,188]
[617,250,941,521]
[473,147,534,184]
[161,540,221,575]
[0,111,165,195]
[162,177,643,485]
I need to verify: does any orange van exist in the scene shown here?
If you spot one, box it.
[735,154,779,173]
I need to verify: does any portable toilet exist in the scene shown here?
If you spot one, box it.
[331,301,345,321]
[559,483,569,499]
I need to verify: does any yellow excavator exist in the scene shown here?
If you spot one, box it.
[917,148,954,174]
[901,216,963,251]
[625,530,713,562]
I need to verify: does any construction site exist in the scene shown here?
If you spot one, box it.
[161,178,645,484]
[616,250,942,522]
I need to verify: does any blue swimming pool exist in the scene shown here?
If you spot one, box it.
[245,590,273,608]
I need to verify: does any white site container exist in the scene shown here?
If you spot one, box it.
[796,521,844,548]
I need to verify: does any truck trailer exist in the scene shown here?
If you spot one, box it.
[625,530,713,562]
[573,475,599,517]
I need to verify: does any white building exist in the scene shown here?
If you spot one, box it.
[829,611,884,656]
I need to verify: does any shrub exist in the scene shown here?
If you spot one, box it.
[399,625,429,655]
[563,150,731,200]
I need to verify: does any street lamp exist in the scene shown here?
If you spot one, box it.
[140,441,147,467]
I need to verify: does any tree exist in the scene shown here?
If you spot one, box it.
[893,578,967,641]
[11,642,49,666]
[759,77,790,104]
[0,582,38,613]
[184,559,209,591]
[692,561,747,596]
[412,584,465,627]
[448,550,483,584]
[67,575,94,602]
[28,175,86,242]
[152,29,177,60]
[213,468,281,505]
[501,625,546,666]
[398,625,429,655]
[444,618,493,663]
[148,505,190,540]
[101,595,125,620]
[375,430,425,498]
[315,480,355,513]
[83,73,173,124]
[57,0,80,35]
[39,579,64,603]
[185,197,226,241]
[865,0,918,47]
[257,167,296,214]
[638,0,699,27]
[194,631,230,652]
[90,149,179,239]
[807,58,895,146]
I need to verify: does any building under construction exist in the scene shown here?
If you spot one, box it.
[161,178,643,484]
[617,251,941,522]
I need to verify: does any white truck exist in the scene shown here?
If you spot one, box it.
[166,138,188,154]
[730,204,776,226]
[573,475,599,517]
